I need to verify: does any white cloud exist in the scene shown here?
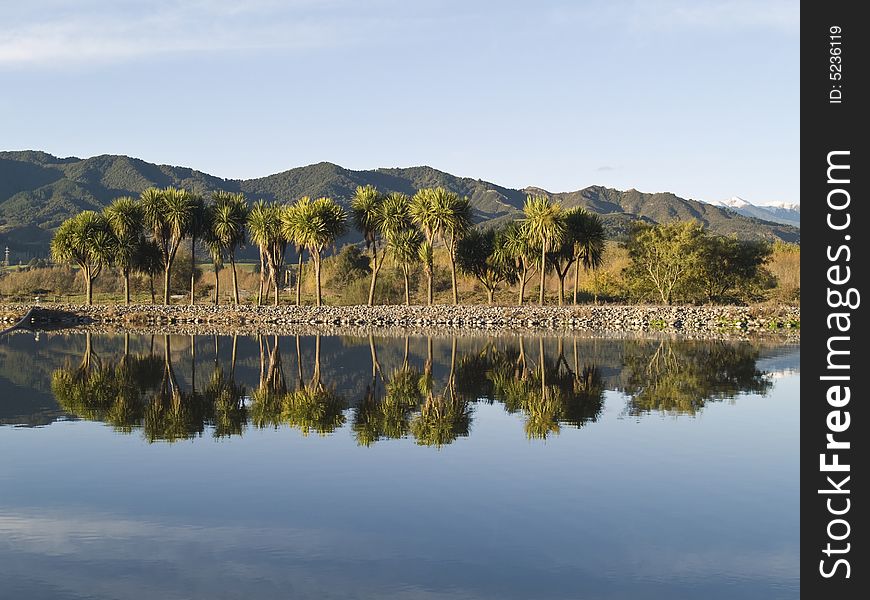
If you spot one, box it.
[548,0,799,33]
[0,0,408,66]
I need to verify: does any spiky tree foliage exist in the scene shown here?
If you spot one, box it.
[570,210,606,305]
[104,196,144,305]
[248,201,288,306]
[139,186,197,305]
[350,185,385,305]
[456,226,517,304]
[282,196,347,307]
[502,220,538,306]
[134,239,163,304]
[377,191,417,305]
[410,187,472,305]
[547,208,607,306]
[205,192,248,305]
[388,228,423,305]
[521,195,565,306]
[187,193,206,305]
[410,188,445,305]
[50,211,115,304]
[440,193,473,305]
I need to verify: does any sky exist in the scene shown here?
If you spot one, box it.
[0,0,799,205]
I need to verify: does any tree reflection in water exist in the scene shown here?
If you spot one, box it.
[50,333,776,444]
[621,340,772,416]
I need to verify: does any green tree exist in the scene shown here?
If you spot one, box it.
[330,245,371,286]
[140,187,197,304]
[388,228,423,305]
[410,188,456,305]
[623,221,705,304]
[50,211,115,304]
[205,192,248,305]
[282,196,347,307]
[521,195,565,306]
[694,236,773,303]
[104,196,144,305]
[134,239,163,304]
[248,201,287,306]
[570,210,606,304]
[440,193,473,305]
[350,185,385,305]
[187,194,206,304]
[456,227,516,304]
[502,221,537,306]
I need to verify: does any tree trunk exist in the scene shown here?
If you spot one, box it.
[557,274,565,306]
[314,252,322,307]
[448,245,459,305]
[573,260,580,306]
[426,266,433,305]
[257,249,265,306]
[149,275,155,304]
[230,256,240,305]
[273,263,280,307]
[295,250,304,306]
[214,263,220,304]
[403,268,411,306]
[486,287,494,305]
[539,239,547,306]
[367,247,382,306]
[164,263,171,305]
[518,265,527,306]
[86,271,93,305]
[124,270,130,305]
[190,236,196,305]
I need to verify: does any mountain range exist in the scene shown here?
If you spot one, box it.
[709,196,800,227]
[0,151,800,259]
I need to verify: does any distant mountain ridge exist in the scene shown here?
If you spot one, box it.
[0,151,800,258]
[709,196,800,227]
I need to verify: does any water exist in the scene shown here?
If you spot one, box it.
[0,331,799,600]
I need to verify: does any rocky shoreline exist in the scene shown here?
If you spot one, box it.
[0,302,800,337]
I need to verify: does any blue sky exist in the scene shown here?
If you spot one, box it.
[0,0,799,204]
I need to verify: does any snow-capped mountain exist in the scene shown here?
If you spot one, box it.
[710,196,800,227]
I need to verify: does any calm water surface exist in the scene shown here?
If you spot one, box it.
[0,332,799,600]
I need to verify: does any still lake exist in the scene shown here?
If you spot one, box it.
[0,331,799,600]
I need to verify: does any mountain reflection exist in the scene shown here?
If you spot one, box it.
[42,333,783,443]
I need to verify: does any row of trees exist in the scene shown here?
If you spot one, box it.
[48,185,773,307]
[49,185,607,306]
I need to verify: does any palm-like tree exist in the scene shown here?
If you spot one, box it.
[440,193,472,305]
[140,187,197,305]
[187,193,206,305]
[350,185,385,305]
[410,187,473,305]
[104,196,144,305]
[546,208,608,306]
[50,211,115,304]
[521,195,565,306]
[571,210,606,305]
[388,228,423,305]
[456,226,516,304]
[134,239,163,304]
[248,201,287,306]
[502,221,538,306]
[282,196,347,307]
[410,188,444,305]
[206,191,248,305]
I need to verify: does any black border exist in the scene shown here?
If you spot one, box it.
[802,3,866,596]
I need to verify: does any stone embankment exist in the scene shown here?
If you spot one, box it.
[0,303,800,336]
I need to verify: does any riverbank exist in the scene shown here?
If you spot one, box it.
[0,302,800,337]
